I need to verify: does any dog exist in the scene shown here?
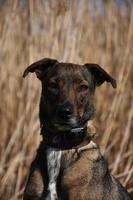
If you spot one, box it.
[23,58,131,200]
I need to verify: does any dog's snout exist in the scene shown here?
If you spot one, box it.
[58,103,73,119]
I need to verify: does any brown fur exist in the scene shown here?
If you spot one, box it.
[24,140,131,200]
[23,58,131,200]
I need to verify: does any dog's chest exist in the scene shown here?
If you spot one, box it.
[45,147,88,199]
[46,148,62,200]
[45,145,100,200]
[46,147,78,199]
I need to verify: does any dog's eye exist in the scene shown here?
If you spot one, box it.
[48,81,59,96]
[48,81,58,89]
[78,84,89,92]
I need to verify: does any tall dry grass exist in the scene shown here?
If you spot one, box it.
[0,1,133,199]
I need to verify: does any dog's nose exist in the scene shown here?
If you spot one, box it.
[58,103,73,119]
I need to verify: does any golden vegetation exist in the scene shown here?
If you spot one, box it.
[0,1,132,199]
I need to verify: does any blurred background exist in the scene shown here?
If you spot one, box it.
[0,0,133,199]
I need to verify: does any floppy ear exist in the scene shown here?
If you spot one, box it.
[23,58,58,80]
[84,63,117,88]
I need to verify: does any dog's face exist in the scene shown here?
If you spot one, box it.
[23,58,116,132]
[41,63,95,130]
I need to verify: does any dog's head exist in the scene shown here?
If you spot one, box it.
[23,58,116,134]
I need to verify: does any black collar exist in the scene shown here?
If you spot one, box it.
[41,125,91,150]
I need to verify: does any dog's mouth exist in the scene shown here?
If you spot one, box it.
[51,115,84,132]
[52,122,85,135]
[53,121,77,131]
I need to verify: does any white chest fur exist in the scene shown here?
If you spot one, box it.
[46,147,62,200]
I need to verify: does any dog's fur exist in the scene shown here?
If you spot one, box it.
[23,58,131,200]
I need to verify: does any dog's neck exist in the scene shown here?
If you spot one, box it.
[41,124,91,150]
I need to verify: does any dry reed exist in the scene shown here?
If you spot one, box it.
[0,1,132,199]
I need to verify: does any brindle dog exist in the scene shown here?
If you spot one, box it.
[23,58,131,200]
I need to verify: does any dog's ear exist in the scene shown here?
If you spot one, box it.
[85,63,117,88]
[23,58,58,80]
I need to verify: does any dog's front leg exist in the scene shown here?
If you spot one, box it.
[23,167,47,200]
